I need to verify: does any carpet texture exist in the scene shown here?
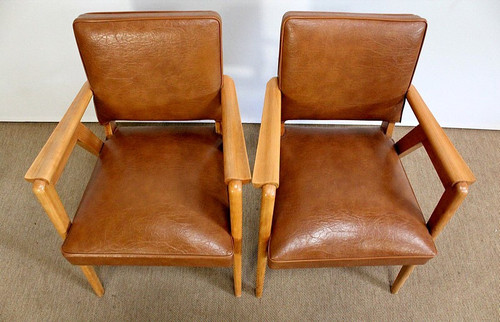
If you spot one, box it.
[0,123,498,321]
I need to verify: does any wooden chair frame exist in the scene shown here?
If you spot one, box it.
[25,75,251,297]
[252,78,475,297]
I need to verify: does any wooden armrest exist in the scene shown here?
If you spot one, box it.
[252,77,281,188]
[404,85,476,187]
[221,75,251,184]
[25,82,97,184]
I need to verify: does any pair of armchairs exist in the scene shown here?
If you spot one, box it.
[25,11,475,298]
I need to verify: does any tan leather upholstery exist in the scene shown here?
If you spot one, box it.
[279,12,427,121]
[268,126,437,269]
[62,126,233,266]
[254,11,473,297]
[74,11,223,124]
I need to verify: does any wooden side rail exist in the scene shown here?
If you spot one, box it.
[24,82,105,297]
[252,77,282,188]
[25,82,103,185]
[221,75,251,185]
[391,85,475,294]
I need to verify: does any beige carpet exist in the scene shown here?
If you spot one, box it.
[0,122,498,321]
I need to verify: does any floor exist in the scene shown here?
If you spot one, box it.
[0,122,498,320]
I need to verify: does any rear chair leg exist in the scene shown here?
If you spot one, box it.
[391,265,415,294]
[256,184,276,298]
[32,180,105,297]
[215,121,222,135]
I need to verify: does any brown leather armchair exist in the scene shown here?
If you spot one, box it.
[253,12,475,297]
[25,11,250,297]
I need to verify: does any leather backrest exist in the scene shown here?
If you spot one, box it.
[74,11,223,123]
[279,12,427,122]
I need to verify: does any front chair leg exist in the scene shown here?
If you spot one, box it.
[256,184,276,298]
[391,265,416,294]
[391,183,469,294]
[32,180,105,297]
[228,180,243,297]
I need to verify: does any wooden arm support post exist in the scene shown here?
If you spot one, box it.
[391,85,476,294]
[253,77,282,297]
[24,82,104,297]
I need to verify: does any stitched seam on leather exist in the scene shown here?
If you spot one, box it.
[61,251,234,258]
[268,255,435,264]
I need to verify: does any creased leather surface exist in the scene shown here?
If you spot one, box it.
[268,126,437,269]
[62,126,233,266]
[73,12,223,123]
[279,12,427,121]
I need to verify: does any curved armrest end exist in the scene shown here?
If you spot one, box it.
[25,82,93,184]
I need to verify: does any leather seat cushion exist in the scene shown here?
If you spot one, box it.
[268,126,437,269]
[62,125,233,266]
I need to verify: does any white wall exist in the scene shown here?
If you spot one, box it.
[1,0,499,129]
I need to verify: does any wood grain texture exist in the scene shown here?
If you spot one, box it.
[395,125,425,158]
[391,265,415,294]
[76,123,103,156]
[32,180,71,239]
[228,180,243,297]
[407,85,476,186]
[252,78,281,188]
[32,179,105,297]
[80,266,105,297]
[25,82,93,184]
[428,182,469,239]
[255,184,276,298]
[221,75,251,185]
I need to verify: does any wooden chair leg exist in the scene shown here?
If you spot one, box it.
[391,265,416,294]
[215,121,222,135]
[228,180,242,297]
[381,121,395,137]
[32,180,105,297]
[256,184,276,298]
[104,121,116,139]
[80,266,105,297]
[391,183,469,294]
[233,240,242,297]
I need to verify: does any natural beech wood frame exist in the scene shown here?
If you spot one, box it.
[252,80,475,297]
[222,75,252,297]
[25,76,250,297]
